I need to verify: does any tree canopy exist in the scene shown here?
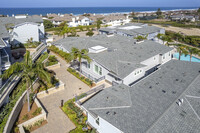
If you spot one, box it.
[156,8,162,19]
[43,20,54,29]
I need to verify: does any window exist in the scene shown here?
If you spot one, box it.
[95,65,98,73]
[140,70,142,72]
[169,53,171,56]
[96,118,100,125]
[154,57,156,60]
[99,67,102,75]
[137,71,139,74]
[135,73,137,75]
[88,63,90,69]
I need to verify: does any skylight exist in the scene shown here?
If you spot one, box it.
[118,26,142,30]
[89,45,107,53]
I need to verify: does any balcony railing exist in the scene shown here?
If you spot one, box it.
[81,70,105,83]
[31,43,47,61]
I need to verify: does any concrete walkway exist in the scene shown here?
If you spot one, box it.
[33,52,93,133]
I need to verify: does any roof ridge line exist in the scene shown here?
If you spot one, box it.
[145,74,200,132]
[185,97,200,121]
[185,95,200,99]
[89,105,131,111]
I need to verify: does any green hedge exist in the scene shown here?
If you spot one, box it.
[37,52,48,63]
[0,82,26,133]
[62,98,96,133]
[48,45,72,63]
[45,55,58,67]
[166,31,200,48]
[67,68,93,87]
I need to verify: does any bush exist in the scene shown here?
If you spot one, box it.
[32,107,42,116]
[48,45,72,63]
[37,52,48,63]
[22,114,29,121]
[0,82,27,132]
[62,98,95,133]
[67,68,94,87]
[86,31,94,36]
[44,20,54,29]
[45,55,58,67]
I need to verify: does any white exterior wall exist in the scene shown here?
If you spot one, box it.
[123,68,145,86]
[38,23,45,39]
[87,113,123,133]
[123,50,172,86]
[11,23,44,44]
[82,60,122,84]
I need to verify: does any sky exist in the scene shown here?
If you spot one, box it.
[0,0,200,8]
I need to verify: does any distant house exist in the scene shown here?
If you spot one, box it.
[99,23,165,41]
[81,60,200,133]
[101,14,131,26]
[170,14,196,22]
[69,16,92,27]
[46,14,92,27]
[53,34,173,86]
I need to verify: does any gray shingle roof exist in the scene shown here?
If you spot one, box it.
[53,35,173,78]
[82,60,200,133]
[99,23,162,36]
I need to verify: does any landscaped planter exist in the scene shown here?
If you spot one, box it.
[36,80,65,99]
[45,62,61,70]
[18,98,47,133]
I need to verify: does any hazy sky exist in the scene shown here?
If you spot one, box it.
[1,0,200,8]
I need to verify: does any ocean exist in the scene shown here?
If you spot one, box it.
[0,7,198,16]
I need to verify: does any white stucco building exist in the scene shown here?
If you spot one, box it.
[53,34,173,86]
[10,22,45,45]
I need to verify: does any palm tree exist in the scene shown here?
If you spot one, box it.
[96,18,103,30]
[1,51,51,112]
[70,47,91,72]
[157,34,172,45]
[174,44,188,60]
[186,47,200,62]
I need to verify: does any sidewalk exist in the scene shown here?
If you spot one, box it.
[33,51,109,133]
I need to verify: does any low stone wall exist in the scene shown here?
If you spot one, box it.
[36,80,65,99]
[18,98,47,133]
[46,62,61,70]
[3,90,27,133]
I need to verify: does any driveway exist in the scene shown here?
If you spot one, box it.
[33,52,92,133]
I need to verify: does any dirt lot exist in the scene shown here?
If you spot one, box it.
[153,24,200,36]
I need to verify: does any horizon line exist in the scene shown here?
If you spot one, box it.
[0,6,199,8]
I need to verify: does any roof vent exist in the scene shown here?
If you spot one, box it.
[175,79,179,81]
[162,90,166,93]
[113,112,116,115]
[149,86,152,89]
[176,99,184,106]
[172,91,176,94]
[106,111,110,115]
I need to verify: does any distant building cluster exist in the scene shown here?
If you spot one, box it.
[45,13,131,27]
